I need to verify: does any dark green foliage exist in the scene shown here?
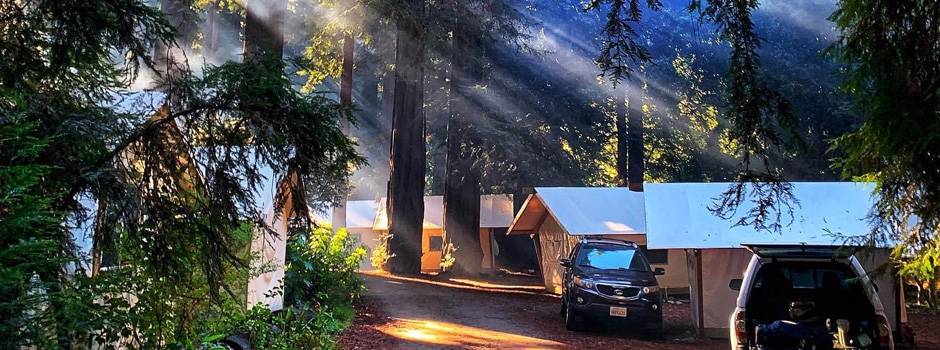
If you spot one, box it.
[828,0,940,305]
[586,0,662,84]
[221,304,347,350]
[1,0,365,347]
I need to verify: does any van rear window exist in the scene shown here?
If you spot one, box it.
[754,262,858,290]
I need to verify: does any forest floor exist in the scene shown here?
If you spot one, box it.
[337,271,726,350]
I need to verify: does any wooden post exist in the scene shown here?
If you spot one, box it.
[696,249,705,336]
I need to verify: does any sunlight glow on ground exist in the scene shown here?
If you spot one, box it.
[379,318,566,350]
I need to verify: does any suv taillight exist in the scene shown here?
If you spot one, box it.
[731,310,747,349]
[875,314,893,349]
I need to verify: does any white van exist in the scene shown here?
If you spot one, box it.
[729,245,894,350]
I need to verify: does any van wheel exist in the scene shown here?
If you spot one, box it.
[564,303,582,331]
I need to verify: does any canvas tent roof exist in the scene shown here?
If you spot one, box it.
[373,195,514,231]
[346,200,381,229]
[644,182,885,249]
[507,187,646,235]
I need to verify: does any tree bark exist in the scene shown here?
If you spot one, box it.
[442,10,483,275]
[628,92,644,192]
[387,0,427,275]
[615,94,628,187]
[244,0,285,66]
[332,32,354,231]
[380,74,395,133]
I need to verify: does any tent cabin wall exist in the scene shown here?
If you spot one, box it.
[344,199,383,270]
[536,215,579,294]
[421,228,444,272]
[348,227,380,270]
[686,248,752,338]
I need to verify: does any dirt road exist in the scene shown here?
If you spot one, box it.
[338,271,726,350]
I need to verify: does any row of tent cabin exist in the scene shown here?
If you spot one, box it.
[506,183,906,339]
[345,195,515,273]
[70,160,908,340]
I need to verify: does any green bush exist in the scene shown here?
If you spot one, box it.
[284,227,366,310]
[218,304,341,350]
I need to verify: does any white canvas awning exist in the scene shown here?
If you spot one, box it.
[480,194,514,228]
[507,187,645,235]
[645,182,884,249]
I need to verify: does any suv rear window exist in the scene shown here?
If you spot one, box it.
[576,244,650,272]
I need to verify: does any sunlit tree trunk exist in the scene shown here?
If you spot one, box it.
[443,11,483,275]
[387,0,427,275]
[155,0,195,79]
[244,0,285,66]
[615,94,628,187]
[332,32,354,231]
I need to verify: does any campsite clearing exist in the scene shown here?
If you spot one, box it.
[337,271,727,350]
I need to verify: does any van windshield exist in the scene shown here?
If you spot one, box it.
[577,244,650,272]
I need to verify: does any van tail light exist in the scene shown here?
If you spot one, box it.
[731,310,747,349]
[875,314,894,350]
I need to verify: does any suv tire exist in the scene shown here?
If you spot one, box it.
[560,299,567,318]
[645,321,663,339]
[564,302,583,331]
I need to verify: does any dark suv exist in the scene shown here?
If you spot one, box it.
[560,238,665,336]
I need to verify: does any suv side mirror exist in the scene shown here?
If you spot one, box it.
[653,267,666,276]
[729,279,743,291]
[560,259,572,268]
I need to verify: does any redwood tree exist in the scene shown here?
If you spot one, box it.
[443,10,483,274]
[386,0,427,275]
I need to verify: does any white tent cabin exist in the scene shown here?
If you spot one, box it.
[644,182,907,338]
[505,187,690,295]
[344,199,383,270]
[373,195,514,273]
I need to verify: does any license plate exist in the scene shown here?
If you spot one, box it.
[609,306,627,317]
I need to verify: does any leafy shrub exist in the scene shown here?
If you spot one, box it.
[371,232,394,270]
[284,227,366,309]
[220,304,340,350]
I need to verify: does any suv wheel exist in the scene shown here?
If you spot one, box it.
[564,302,582,331]
[645,321,663,339]
[559,298,567,318]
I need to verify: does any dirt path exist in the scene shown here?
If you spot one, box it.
[338,271,726,350]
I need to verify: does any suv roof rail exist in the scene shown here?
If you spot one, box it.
[579,237,639,248]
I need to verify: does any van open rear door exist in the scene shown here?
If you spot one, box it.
[743,244,858,260]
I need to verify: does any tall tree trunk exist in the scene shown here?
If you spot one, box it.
[155,0,195,79]
[387,0,427,275]
[380,74,395,134]
[615,94,628,187]
[244,0,285,66]
[204,1,221,62]
[628,92,644,192]
[443,12,483,275]
[332,32,354,231]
